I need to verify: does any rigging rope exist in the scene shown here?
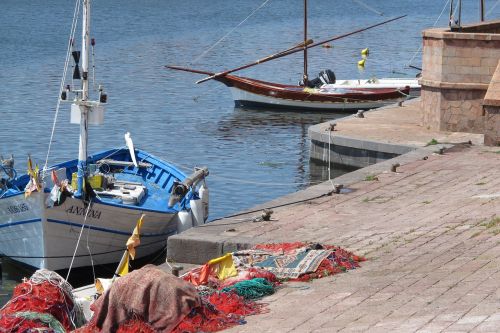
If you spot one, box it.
[209,174,322,186]
[65,198,93,281]
[85,216,97,286]
[43,0,82,179]
[191,0,272,65]
[351,0,384,16]
[486,0,500,16]
[407,0,450,68]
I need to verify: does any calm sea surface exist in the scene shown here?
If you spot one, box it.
[1,0,496,303]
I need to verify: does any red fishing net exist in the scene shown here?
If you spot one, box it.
[0,279,77,332]
[73,317,156,333]
[219,267,279,288]
[171,291,267,333]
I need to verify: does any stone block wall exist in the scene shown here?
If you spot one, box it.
[420,21,500,137]
[483,61,500,146]
[421,86,487,132]
[483,106,500,145]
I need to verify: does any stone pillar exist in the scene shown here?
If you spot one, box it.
[483,61,500,146]
[420,22,500,134]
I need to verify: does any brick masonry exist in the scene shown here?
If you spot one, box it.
[420,21,500,145]
[483,62,500,146]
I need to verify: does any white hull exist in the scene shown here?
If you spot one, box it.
[229,87,405,111]
[0,191,177,271]
[323,78,421,97]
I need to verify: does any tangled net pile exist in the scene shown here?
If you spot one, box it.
[254,242,365,282]
[0,269,85,332]
[171,290,268,333]
[174,242,364,332]
[73,317,157,333]
[1,243,364,333]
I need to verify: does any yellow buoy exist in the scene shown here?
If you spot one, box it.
[357,58,366,67]
[361,48,369,56]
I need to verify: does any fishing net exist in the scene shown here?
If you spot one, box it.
[0,269,85,333]
[174,242,364,332]
[73,316,156,333]
[219,267,279,288]
[252,242,365,282]
[171,290,267,333]
[221,278,274,299]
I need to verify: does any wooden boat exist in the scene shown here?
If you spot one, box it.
[168,67,410,111]
[0,0,209,271]
[167,2,411,112]
[324,78,421,98]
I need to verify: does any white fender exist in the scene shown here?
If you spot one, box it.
[190,196,203,227]
[177,210,193,233]
[199,182,209,222]
[191,181,209,226]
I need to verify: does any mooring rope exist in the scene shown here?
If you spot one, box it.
[85,217,97,285]
[65,198,93,281]
[208,174,323,186]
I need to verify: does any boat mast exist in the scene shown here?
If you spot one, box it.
[480,0,485,21]
[76,0,91,197]
[303,0,309,84]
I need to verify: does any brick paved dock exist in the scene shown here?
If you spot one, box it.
[167,100,499,332]
[222,144,500,332]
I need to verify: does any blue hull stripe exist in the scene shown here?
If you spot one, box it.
[0,218,42,228]
[0,218,175,238]
[47,218,176,237]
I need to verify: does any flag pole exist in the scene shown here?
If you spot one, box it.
[112,250,129,282]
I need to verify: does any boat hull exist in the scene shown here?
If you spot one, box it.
[0,192,177,271]
[230,87,405,111]
[323,78,421,98]
[217,75,410,111]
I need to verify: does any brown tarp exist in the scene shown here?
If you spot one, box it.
[91,265,201,332]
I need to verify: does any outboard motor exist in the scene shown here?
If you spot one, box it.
[318,69,336,85]
[299,69,336,88]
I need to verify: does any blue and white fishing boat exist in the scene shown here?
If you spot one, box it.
[0,0,208,271]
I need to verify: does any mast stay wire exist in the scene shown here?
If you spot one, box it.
[351,0,384,16]
[43,0,82,179]
[406,0,450,69]
[191,0,273,65]
[486,0,500,16]
[177,0,273,105]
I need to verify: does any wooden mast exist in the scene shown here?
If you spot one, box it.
[303,0,309,84]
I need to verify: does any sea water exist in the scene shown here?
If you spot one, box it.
[0,0,495,304]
